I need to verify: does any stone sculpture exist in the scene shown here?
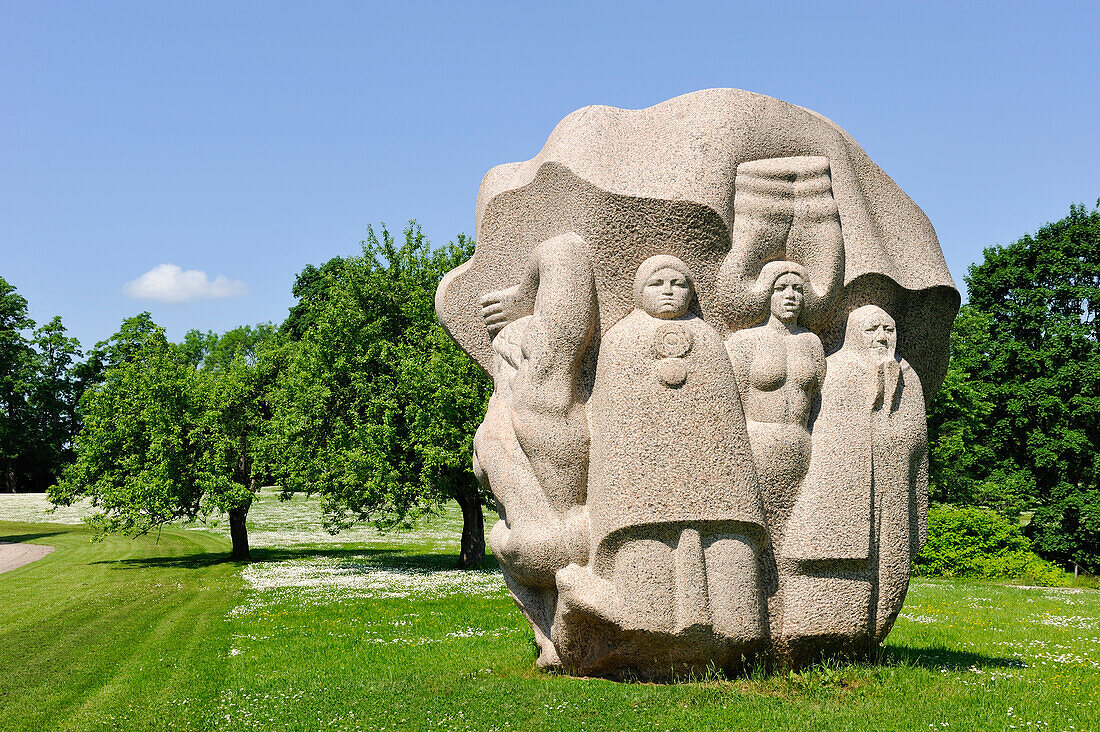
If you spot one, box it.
[440,89,960,677]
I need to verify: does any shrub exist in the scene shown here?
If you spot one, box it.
[915,504,1065,585]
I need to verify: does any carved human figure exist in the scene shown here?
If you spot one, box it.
[473,233,597,669]
[472,316,560,666]
[477,232,596,515]
[715,156,844,334]
[725,261,826,539]
[780,305,928,649]
[556,256,767,670]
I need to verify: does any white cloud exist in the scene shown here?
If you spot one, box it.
[124,263,248,303]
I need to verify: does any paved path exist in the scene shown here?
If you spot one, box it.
[0,541,54,574]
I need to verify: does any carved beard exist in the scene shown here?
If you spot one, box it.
[866,352,901,412]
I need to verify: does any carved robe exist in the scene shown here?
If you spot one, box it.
[586,310,766,554]
[780,349,928,641]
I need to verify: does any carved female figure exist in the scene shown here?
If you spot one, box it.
[561,256,767,666]
[725,261,826,539]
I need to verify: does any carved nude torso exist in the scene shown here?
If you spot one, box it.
[725,265,826,538]
[731,324,825,427]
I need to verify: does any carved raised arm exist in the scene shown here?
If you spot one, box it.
[716,156,844,332]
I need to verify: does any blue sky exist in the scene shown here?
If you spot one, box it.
[2,1,1098,349]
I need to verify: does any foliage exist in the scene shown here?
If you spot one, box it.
[177,322,277,370]
[49,318,271,559]
[1026,489,1100,573]
[27,317,83,474]
[266,222,491,567]
[928,203,1100,568]
[915,504,1064,585]
[0,278,39,492]
[927,309,998,507]
[279,256,349,341]
[0,277,85,492]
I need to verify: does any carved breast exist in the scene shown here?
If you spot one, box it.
[747,334,821,394]
[747,338,787,392]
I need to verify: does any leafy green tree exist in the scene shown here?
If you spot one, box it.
[280,256,349,341]
[0,277,36,492]
[267,223,492,567]
[69,312,164,398]
[1027,490,1100,573]
[927,308,1012,508]
[936,203,1100,569]
[178,323,276,370]
[51,319,272,560]
[0,277,92,492]
[26,316,83,489]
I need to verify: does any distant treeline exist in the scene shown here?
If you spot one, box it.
[4,223,491,566]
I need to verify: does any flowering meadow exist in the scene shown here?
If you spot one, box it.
[1,492,1098,731]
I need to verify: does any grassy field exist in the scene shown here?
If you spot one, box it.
[2,492,1098,731]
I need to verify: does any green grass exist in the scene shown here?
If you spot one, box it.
[2,494,1098,731]
[0,521,242,731]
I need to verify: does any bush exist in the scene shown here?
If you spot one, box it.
[915,505,1065,585]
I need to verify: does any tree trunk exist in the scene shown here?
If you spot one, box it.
[229,505,250,561]
[455,480,485,569]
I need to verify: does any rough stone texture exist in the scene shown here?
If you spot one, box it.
[440,89,960,677]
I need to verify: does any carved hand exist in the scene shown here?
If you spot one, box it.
[478,284,531,338]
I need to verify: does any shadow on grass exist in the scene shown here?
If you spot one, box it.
[0,531,65,544]
[252,546,501,572]
[880,643,1025,670]
[94,545,501,572]
[93,552,237,569]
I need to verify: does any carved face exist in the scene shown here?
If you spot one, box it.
[640,267,692,319]
[860,312,897,356]
[770,272,804,324]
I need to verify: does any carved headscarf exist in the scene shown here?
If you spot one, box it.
[632,255,695,310]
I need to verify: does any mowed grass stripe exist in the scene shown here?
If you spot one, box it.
[58,585,226,731]
[0,523,242,732]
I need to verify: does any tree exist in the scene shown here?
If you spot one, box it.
[280,256,349,341]
[50,319,272,560]
[927,308,1005,508]
[26,316,83,489]
[0,277,90,492]
[1027,490,1100,573]
[936,203,1100,569]
[0,277,36,492]
[267,223,492,567]
[178,323,275,370]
